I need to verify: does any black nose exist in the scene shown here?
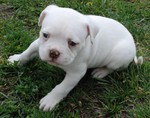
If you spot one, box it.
[49,49,60,59]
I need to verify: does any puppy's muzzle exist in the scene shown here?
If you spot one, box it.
[49,49,60,59]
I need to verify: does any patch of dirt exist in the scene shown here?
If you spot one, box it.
[0,4,14,19]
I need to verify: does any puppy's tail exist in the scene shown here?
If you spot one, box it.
[134,56,143,65]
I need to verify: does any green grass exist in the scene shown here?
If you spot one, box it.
[0,0,150,117]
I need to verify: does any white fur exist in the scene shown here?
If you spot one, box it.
[8,5,142,111]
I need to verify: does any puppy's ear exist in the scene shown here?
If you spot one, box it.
[86,20,99,43]
[38,5,58,27]
[86,25,92,42]
[38,11,46,27]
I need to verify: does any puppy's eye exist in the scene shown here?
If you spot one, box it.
[68,40,77,47]
[43,33,49,38]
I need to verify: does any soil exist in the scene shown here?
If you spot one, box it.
[0,4,14,19]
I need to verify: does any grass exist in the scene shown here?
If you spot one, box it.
[0,0,150,117]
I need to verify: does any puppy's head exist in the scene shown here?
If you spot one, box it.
[38,5,94,66]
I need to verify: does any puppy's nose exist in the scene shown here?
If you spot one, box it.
[49,49,60,59]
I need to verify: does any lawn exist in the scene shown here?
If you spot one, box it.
[0,0,150,117]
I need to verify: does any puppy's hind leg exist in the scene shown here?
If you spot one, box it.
[92,67,113,80]
[107,40,136,71]
[92,40,136,80]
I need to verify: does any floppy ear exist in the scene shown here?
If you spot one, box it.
[38,5,58,27]
[38,11,46,27]
[86,25,93,44]
[86,20,99,43]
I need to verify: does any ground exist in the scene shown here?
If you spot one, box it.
[0,0,150,118]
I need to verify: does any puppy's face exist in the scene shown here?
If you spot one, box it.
[38,6,88,66]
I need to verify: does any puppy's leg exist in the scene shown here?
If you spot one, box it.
[92,40,135,80]
[107,40,136,70]
[39,64,87,111]
[8,38,39,65]
[92,68,113,79]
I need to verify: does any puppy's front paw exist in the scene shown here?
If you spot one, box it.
[8,54,21,64]
[39,93,61,111]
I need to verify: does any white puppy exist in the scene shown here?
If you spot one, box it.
[8,5,143,111]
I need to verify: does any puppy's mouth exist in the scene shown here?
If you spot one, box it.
[47,60,60,66]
